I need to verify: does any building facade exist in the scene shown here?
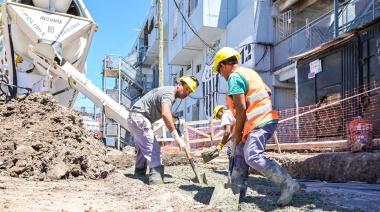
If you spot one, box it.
[122,0,380,140]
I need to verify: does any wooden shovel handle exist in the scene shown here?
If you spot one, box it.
[227,134,234,142]
[231,137,237,157]
[184,145,192,159]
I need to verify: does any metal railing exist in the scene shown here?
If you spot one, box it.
[274,0,380,69]
[103,55,120,70]
[275,10,293,43]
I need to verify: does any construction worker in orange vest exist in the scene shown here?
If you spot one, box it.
[215,86,271,157]
[213,47,300,206]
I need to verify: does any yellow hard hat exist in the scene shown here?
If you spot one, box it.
[179,75,199,93]
[214,105,226,120]
[212,47,241,74]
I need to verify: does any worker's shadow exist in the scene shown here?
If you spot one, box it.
[123,173,176,185]
[213,170,228,177]
[178,184,215,205]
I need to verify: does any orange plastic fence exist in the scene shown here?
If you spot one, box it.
[163,79,380,151]
[271,80,380,145]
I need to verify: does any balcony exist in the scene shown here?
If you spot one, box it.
[274,0,344,14]
[273,0,380,71]
[103,55,120,78]
[143,14,161,66]
[168,0,227,65]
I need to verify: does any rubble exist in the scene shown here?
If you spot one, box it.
[0,93,114,180]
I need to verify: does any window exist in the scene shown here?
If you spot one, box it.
[196,64,201,73]
[178,110,184,117]
[188,0,198,17]
[192,101,199,121]
[320,93,341,106]
[84,121,100,132]
[173,0,183,39]
[144,21,149,46]
[179,69,184,77]
[187,106,191,113]
[274,10,292,43]
[148,17,155,34]
[173,8,178,38]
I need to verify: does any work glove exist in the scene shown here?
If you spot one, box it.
[216,143,224,152]
[171,130,186,151]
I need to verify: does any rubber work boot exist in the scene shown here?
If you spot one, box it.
[148,165,164,185]
[260,161,300,206]
[231,167,249,203]
[134,166,147,176]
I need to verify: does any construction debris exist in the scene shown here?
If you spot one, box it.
[0,93,114,181]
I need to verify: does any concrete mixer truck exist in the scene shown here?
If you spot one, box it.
[0,0,133,132]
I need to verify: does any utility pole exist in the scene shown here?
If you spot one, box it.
[158,0,164,87]
[334,0,339,37]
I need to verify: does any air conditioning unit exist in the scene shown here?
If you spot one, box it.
[106,124,118,136]
[104,137,115,147]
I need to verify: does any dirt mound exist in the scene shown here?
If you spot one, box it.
[0,93,114,181]
[106,146,136,169]
[284,152,380,184]
[193,150,380,184]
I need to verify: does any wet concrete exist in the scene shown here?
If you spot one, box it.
[119,165,380,211]
[302,180,380,211]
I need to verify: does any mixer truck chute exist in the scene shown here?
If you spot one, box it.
[0,0,96,108]
[0,0,134,132]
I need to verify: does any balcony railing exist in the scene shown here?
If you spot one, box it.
[274,0,380,69]
[103,55,120,70]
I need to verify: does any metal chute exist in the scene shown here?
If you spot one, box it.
[0,0,96,107]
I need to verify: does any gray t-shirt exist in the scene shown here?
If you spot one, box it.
[131,86,175,123]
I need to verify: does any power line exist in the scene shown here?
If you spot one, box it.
[168,1,274,66]
[205,43,261,65]
[76,96,87,101]
[172,0,216,51]
[106,31,139,54]
[254,45,268,68]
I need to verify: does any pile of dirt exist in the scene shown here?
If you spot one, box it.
[106,146,136,169]
[0,93,114,181]
[276,151,380,184]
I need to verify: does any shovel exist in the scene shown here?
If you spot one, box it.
[184,146,207,184]
[201,135,234,163]
[201,146,219,163]
[209,140,240,210]
[175,119,207,184]
[0,156,17,167]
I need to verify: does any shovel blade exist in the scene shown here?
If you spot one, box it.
[191,173,208,184]
[201,146,219,163]
[209,182,240,210]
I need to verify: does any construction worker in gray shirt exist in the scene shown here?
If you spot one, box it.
[127,76,199,185]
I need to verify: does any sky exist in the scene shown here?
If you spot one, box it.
[73,0,152,112]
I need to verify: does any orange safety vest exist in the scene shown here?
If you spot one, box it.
[226,67,279,142]
[226,95,235,116]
